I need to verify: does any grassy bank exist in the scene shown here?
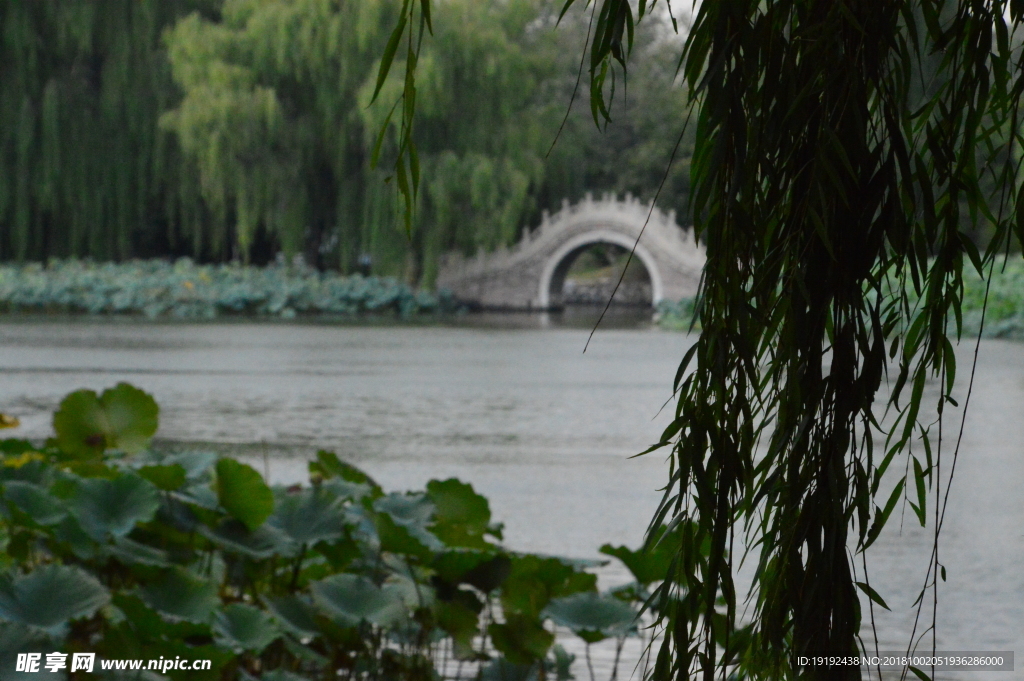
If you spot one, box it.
[0,259,448,320]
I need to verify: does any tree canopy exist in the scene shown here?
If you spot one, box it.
[0,1,212,262]
[0,0,694,286]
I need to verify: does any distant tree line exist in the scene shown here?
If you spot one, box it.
[0,0,694,287]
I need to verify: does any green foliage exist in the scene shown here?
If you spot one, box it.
[215,459,274,531]
[542,593,636,643]
[0,259,445,318]
[53,383,158,458]
[0,1,209,262]
[2,0,694,287]
[0,565,109,633]
[1,383,729,680]
[365,0,694,285]
[72,473,161,540]
[658,258,1024,338]
[540,0,1024,679]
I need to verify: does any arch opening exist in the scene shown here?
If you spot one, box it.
[537,229,665,309]
[549,242,653,308]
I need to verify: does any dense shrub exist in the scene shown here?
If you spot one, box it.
[0,384,701,680]
[0,260,448,319]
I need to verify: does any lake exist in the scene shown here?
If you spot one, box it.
[0,317,1020,680]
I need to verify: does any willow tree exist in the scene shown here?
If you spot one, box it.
[161,0,557,278]
[383,0,1024,678]
[160,0,693,281]
[0,1,209,261]
[359,0,560,284]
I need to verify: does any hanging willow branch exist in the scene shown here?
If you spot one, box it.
[385,0,1024,679]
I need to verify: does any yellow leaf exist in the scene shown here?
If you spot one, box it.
[0,413,20,429]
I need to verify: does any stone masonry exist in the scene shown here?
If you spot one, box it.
[436,193,705,309]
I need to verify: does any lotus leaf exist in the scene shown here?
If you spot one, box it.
[52,516,102,559]
[374,492,443,552]
[322,477,372,501]
[213,603,281,652]
[137,463,186,491]
[264,595,320,638]
[551,644,576,681]
[72,473,160,540]
[599,522,692,586]
[488,614,555,665]
[432,549,492,584]
[215,458,274,530]
[53,383,158,457]
[163,450,217,478]
[310,450,381,490]
[157,495,200,532]
[426,478,492,548]
[376,511,437,559]
[106,536,170,567]
[310,574,405,628]
[434,600,479,658]
[344,504,380,550]
[457,553,513,594]
[0,564,110,632]
[500,555,597,619]
[174,481,220,510]
[0,622,54,681]
[543,592,637,642]
[383,571,434,609]
[268,486,346,546]
[0,458,49,485]
[1,481,66,526]
[138,567,218,623]
[200,519,294,559]
[282,635,330,665]
[112,592,211,642]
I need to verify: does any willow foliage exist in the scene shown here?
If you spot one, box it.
[162,0,576,280]
[359,0,558,284]
[0,1,209,261]
[615,1,1022,679]
[160,0,399,265]
[383,0,1024,678]
[2,0,692,282]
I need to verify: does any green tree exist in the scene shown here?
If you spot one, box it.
[162,0,557,278]
[381,0,1024,678]
[359,0,557,284]
[0,0,211,261]
[162,0,694,282]
[1,0,695,280]
[160,0,399,266]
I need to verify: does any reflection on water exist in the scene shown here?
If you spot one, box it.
[0,317,1020,680]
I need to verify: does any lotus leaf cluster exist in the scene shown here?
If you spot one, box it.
[658,257,1024,339]
[0,383,714,680]
[0,259,448,319]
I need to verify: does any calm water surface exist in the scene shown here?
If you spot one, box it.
[0,318,1020,679]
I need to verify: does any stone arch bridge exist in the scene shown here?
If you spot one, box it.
[436,194,705,309]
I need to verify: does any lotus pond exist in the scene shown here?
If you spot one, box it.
[0,384,737,681]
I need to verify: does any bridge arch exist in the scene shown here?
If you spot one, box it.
[537,229,663,309]
[436,194,704,310]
